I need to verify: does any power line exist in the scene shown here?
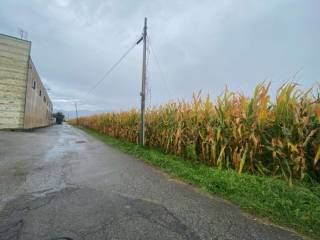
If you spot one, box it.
[84,36,143,99]
[147,36,173,99]
[146,35,151,107]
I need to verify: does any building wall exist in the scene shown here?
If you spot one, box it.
[23,58,53,129]
[0,34,31,129]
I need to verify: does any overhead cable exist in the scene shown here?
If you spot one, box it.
[84,35,143,99]
[147,36,173,99]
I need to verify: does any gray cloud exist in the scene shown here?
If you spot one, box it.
[1,0,319,113]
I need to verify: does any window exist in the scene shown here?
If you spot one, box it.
[39,90,42,96]
[44,96,46,103]
[32,81,36,90]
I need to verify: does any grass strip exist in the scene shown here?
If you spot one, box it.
[79,126,320,239]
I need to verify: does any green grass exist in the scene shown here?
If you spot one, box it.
[79,126,320,239]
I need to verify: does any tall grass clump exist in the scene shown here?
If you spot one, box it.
[70,83,320,183]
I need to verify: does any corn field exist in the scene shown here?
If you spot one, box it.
[70,83,320,183]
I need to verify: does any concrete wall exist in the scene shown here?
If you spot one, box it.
[0,34,31,129]
[24,58,53,129]
[0,33,53,130]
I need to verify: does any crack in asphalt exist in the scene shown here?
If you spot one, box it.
[0,186,200,240]
[120,197,200,240]
[0,219,23,240]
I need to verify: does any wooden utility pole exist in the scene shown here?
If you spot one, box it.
[139,17,147,145]
[75,102,79,125]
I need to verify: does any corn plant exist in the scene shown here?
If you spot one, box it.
[70,83,320,183]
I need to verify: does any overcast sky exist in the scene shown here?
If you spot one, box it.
[1,0,319,114]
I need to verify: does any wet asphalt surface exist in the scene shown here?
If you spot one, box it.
[0,124,303,240]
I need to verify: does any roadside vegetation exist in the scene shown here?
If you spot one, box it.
[71,83,320,183]
[70,82,320,238]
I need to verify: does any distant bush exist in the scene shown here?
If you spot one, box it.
[53,112,65,124]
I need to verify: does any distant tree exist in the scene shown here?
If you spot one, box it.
[52,112,65,124]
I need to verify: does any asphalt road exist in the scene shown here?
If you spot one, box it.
[0,124,303,240]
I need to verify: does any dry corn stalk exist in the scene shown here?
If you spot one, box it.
[70,83,320,183]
